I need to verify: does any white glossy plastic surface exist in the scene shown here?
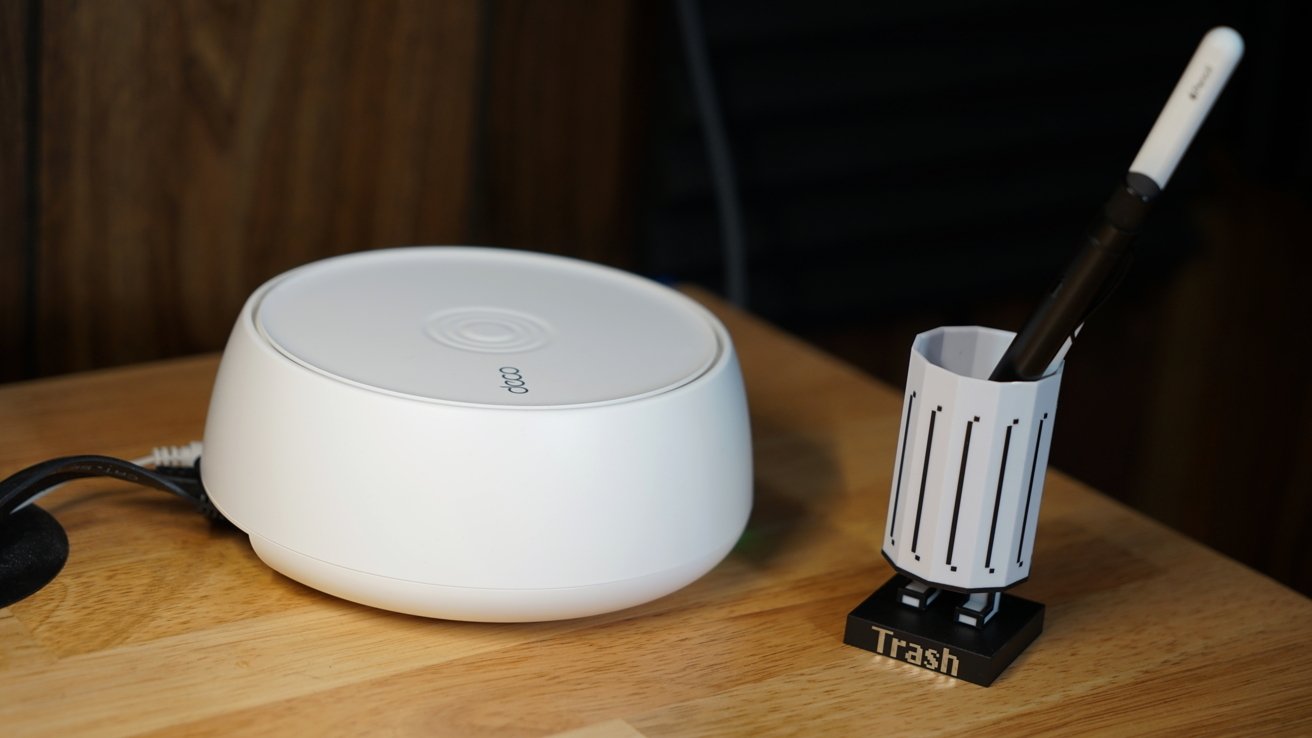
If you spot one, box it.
[883,326,1062,592]
[201,247,753,621]
[256,248,720,407]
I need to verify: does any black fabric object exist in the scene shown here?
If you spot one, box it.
[0,454,227,608]
[0,504,68,608]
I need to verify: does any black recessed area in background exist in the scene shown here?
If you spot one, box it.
[642,1,1234,311]
[638,1,1312,595]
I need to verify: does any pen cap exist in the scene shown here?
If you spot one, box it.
[1128,26,1244,189]
[883,326,1063,592]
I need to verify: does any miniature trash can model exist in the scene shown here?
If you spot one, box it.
[883,326,1063,595]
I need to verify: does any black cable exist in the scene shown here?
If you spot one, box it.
[0,455,227,523]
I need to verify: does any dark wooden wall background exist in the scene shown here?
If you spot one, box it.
[2,1,1308,596]
[2,0,641,380]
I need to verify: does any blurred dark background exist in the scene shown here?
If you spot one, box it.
[2,1,1308,594]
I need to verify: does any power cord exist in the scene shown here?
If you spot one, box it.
[0,442,225,608]
[0,443,225,523]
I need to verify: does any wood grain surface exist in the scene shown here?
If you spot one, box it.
[35,0,483,375]
[16,0,641,379]
[478,0,643,264]
[0,290,1309,736]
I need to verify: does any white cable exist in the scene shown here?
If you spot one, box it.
[675,0,750,307]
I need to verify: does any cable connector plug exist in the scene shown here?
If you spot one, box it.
[151,459,226,522]
[139,442,205,470]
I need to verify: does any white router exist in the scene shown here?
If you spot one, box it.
[201,246,753,621]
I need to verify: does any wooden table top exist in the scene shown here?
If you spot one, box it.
[1,289,1309,736]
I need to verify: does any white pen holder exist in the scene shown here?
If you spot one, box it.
[883,326,1062,593]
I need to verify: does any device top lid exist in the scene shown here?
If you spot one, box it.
[254,247,722,407]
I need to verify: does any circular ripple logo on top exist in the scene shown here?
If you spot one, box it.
[424,307,552,354]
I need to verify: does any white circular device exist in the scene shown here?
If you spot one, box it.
[201,247,753,621]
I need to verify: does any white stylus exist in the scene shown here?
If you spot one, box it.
[1129,26,1245,189]
[992,26,1245,381]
